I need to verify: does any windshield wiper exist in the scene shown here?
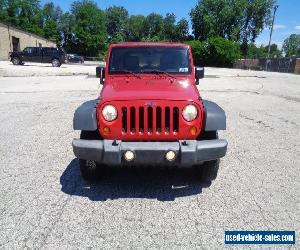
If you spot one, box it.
[143,70,177,79]
[113,70,141,79]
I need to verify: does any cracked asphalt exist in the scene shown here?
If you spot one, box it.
[0,65,299,249]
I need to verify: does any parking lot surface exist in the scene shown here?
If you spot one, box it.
[0,64,299,249]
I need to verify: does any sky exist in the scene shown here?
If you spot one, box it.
[41,0,300,48]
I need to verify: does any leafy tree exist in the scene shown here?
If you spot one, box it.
[175,18,189,41]
[246,43,281,59]
[124,15,145,41]
[190,0,275,55]
[105,6,128,42]
[17,0,43,35]
[42,2,62,22]
[282,34,300,57]
[143,13,164,39]
[246,43,266,58]
[161,13,176,41]
[70,0,107,56]
[185,40,207,65]
[43,19,58,40]
[42,2,62,41]
[240,0,275,56]
[206,37,241,66]
[57,12,74,48]
[186,37,241,67]
[190,0,245,41]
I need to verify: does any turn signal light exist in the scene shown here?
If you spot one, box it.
[189,126,197,136]
[102,126,111,135]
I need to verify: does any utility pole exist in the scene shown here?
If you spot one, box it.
[266,5,279,70]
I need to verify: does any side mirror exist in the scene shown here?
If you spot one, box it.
[96,66,105,84]
[195,67,204,85]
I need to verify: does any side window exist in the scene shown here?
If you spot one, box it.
[23,47,29,53]
[26,47,36,54]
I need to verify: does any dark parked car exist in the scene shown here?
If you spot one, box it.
[10,47,66,67]
[67,54,84,64]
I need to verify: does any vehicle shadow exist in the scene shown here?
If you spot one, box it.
[60,159,211,201]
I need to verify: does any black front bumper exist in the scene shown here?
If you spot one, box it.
[72,139,227,167]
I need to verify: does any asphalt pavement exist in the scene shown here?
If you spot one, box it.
[0,64,299,249]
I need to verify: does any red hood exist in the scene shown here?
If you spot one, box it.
[100,76,199,102]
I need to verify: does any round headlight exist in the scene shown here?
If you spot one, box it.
[182,104,198,121]
[102,105,117,121]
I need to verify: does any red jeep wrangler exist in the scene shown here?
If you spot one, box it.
[72,42,227,181]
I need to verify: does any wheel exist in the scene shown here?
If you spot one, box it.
[12,57,21,65]
[79,130,102,181]
[196,159,220,182]
[195,130,220,181]
[51,59,61,67]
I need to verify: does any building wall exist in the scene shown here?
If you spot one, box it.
[0,22,56,60]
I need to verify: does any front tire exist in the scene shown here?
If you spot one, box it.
[12,57,21,65]
[51,59,61,67]
[79,130,102,181]
[195,130,220,181]
[196,160,220,181]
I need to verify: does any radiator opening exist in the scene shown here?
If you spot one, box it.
[156,107,162,132]
[122,107,127,133]
[147,107,153,133]
[165,107,170,132]
[173,107,179,132]
[130,107,135,132]
[139,107,144,133]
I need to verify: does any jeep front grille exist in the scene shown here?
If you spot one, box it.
[121,106,179,134]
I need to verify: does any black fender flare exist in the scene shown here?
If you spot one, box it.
[202,100,226,131]
[73,99,100,131]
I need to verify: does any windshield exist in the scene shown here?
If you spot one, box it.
[109,46,191,74]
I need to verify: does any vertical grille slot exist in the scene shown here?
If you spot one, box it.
[156,107,162,133]
[147,107,153,133]
[139,107,144,133]
[173,107,179,132]
[130,107,135,132]
[122,107,127,133]
[165,107,170,132]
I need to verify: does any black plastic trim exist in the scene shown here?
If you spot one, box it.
[202,100,226,131]
[72,139,228,167]
[73,99,100,131]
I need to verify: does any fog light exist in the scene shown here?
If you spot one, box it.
[165,150,176,162]
[189,126,197,136]
[124,150,135,162]
[102,126,111,135]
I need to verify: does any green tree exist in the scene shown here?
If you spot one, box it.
[185,40,207,65]
[190,0,275,55]
[143,13,163,39]
[105,6,128,42]
[190,0,245,41]
[175,18,189,41]
[161,13,176,41]
[124,15,146,41]
[246,43,266,58]
[282,34,300,57]
[240,0,275,56]
[17,0,43,35]
[42,2,62,41]
[70,0,107,56]
[187,37,241,67]
[57,12,74,48]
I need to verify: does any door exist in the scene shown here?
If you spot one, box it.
[12,36,20,51]
[22,47,35,62]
